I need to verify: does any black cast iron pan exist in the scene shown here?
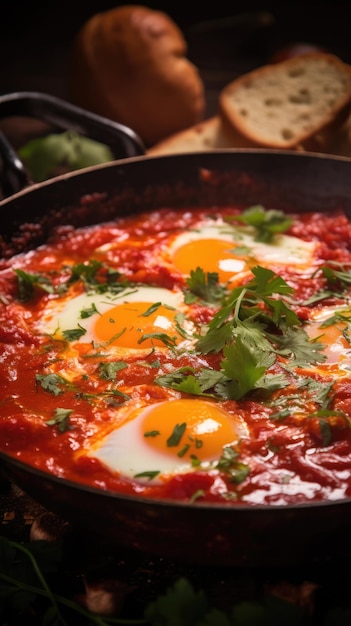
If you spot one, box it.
[1,93,351,568]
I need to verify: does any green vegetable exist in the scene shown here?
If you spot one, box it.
[18,130,114,182]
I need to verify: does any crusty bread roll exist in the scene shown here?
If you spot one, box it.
[219,52,351,151]
[68,5,205,147]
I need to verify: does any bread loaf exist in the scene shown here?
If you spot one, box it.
[69,5,205,147]
[219,52,351,150]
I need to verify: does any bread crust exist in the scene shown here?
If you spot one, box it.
[219,53,351,150]
[69,5,205,147]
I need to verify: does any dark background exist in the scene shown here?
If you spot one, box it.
[1,1,350,112]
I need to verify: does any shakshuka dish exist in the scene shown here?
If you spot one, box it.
[1,203,351,507]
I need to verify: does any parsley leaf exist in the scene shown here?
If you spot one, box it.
[62,325,87,342]
[134,470,160,480]
[155,367,223,397]
[137,332,177,348]
[46,407,73,432]
[302,263,351,305]
[67,259,104,285]
[184,267,226,304]
[219,338,267,400]
[97,361,128,381]
[321,262,351,286]
[216,447,250,484]
[273,327,327,366]
[36,373,67,396]
[167,423,186,446]
[192,265,324,400]
[232,204,293,242]
[80,303,100,318]
[66,259,128,294]
[139,302,163,316]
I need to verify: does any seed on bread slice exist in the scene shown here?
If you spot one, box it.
[219,52,351,151]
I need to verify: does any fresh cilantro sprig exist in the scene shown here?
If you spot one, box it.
[272,326,327,367]
[227,204,293,242]
[217,337,287,400]
[184,267,227,305]
[157,265,326,401]
[196,266,297,350]
[195,266,325,390]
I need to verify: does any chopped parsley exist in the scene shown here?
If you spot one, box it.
[14,269,56,301]
[62,324,87,341]
[46,407,73,433]
[36,373,68,396]
[97,360,128,381]
[167,423,187,447]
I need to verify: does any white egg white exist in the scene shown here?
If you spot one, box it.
[85,399,249,484]
[34,285,190,347]
[91,408,196,483]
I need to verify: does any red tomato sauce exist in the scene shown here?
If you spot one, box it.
[1,205,351,506]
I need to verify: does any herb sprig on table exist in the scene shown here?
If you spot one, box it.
[0,535,332,626]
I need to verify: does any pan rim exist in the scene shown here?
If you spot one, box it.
[1,146,351,209]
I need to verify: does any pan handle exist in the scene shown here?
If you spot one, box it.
[0,91,146,197]
[0,131,30,197]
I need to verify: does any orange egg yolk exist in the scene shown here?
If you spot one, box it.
[171,238,249,284]
[140,398,244,462]
[93,301,184,349]
[308,319,351,365]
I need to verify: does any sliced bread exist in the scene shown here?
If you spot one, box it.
[147,116,231,155]
[146,115,253,155]
[219,52,351,150]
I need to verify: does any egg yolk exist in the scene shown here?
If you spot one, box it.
[93,301,184,349]
[308,318,351,365]
[171,238,250,284]
[140,398,244,462]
